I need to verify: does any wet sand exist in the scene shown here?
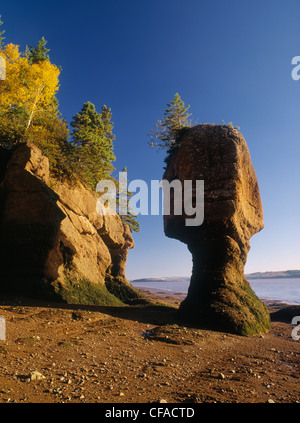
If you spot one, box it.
[0,290,299,404]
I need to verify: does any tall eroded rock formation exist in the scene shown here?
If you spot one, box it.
[163,124,270,335]
[0,143,140,305]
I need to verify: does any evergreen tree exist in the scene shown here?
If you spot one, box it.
[148,93,193,151]
[101,104,115,143]
[71,104,139,231]
[116,167,140,233]
[0,15,5,47]
[70,102,116,189]
[26,37,50,64]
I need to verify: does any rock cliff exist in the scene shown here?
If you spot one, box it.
[163,124,271,335]
[0,143,141,305]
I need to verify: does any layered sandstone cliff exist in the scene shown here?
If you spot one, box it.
[0,143,140,305]
[163,124,271,335]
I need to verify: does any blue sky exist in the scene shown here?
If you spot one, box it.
[1,0,300,279]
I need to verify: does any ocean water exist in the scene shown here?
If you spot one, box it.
[131,278,300,305]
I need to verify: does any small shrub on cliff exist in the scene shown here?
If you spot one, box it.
[222,120,240,130]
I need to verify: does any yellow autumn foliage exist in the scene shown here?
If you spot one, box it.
[0,43,60,132]
[0,42,72,181]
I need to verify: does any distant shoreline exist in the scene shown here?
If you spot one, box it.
[131,270,300,283]
[246,270,300,280]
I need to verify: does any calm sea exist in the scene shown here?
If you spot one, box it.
[131,278,300,305]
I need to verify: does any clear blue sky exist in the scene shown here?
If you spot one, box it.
[2,0,300,279]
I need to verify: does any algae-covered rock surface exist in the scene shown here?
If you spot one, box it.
[0,144,140,305]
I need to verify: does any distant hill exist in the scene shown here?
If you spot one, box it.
[246,270,300,279]
[131,271,300,283]
[131,277,190,283]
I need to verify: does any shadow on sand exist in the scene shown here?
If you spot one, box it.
[0,293,180,327]
[1,293,299,332]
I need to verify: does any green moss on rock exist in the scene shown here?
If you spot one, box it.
[105,275,146,304]
[51,277,124,306]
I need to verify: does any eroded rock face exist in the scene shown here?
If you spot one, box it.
[163,124,270,335]
[0,143,139,304]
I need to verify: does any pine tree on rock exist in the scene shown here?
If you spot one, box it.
[149,93,194,151]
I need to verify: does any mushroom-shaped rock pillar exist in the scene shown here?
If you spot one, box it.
[163,125,270,335]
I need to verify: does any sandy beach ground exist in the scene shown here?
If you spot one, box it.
[0,288,299,405]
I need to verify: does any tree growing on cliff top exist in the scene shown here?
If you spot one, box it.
[70,102,116,189]
[148,93,194,151]
[0,42,60,136]
[71,104,140,232]
[0,36,72,180]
